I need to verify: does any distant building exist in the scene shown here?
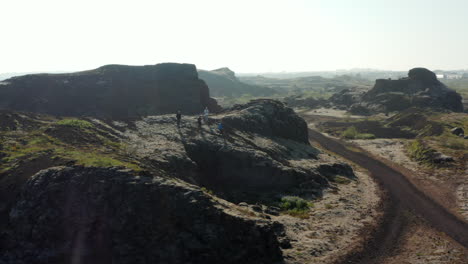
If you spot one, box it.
[436,73,463,80]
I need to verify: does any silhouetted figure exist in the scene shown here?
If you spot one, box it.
[176,111,181,127]
[197,115,202,128]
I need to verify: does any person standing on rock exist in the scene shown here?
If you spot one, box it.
[217,122,223,135]
[176,110,182,127]
[197,115,202,130]
[203,107,209,123]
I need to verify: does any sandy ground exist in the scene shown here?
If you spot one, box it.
[278,168,381,264]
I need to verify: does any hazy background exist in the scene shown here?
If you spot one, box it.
[1,0,467,73]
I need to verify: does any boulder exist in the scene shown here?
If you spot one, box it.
[451,127,464,136]
[1,166,283,264]
[223,99,309,144]
[0,63,221,119]
[431,153,454,164]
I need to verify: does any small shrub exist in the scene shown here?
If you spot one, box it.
[280,196,310,211]
[341,126,375,139]
[325,203,334,209]
[341,126,358,139]
[279,196,313,218]
[56,119,93,129]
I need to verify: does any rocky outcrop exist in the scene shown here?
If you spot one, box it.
[0,100,359,264]
[0,63,221,118]
[198,68,277,97]
[329,68,464,114]
[127,100,354,202]
[363,68,464,113]
[223,99,310,144]
[328,88,367,110]
[0,166,283,264]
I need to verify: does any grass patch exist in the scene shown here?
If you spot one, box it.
[1,131,140,172]
[279,196,313,219]
[341,126,375,139]
[56,119,94,129]
[200,187,214,195]
[441,136,466,150]
[406,140,434,164]
[333,175,352,184]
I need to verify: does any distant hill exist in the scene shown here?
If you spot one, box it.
[198,68,278,97]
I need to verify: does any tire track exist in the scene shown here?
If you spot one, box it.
[306,128,468,263]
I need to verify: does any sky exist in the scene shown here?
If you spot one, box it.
[1,0,467,73]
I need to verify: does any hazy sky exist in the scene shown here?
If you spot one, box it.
[1,0,467,73]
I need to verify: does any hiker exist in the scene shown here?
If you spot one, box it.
[203,107,209,123]
[176,110,181,127]
[217,122,224,135]
[197,115,202,129]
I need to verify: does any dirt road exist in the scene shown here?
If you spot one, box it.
[306,128,468,263]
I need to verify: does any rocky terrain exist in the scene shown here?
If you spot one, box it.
[198,68,277,97]
[0,100,380,263]
[328,68,464,114]
[0,63,221,118]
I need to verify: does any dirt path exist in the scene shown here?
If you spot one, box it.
[306,128,468,263]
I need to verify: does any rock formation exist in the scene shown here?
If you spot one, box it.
[127,99,354,202]
[1,166,283,264]
[0,99,356,263]
[329,68,464,114]
[198,68,277,97]
[0,63,221,118]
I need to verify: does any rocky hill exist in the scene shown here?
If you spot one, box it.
[329,68,464,114]
[198,68,277,97]
[0,100,365,264]
[0,63,221,118]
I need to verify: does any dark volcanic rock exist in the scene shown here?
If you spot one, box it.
[0,166,283,264]
[328,88,366,110]
[0,63,221,118]
[223,99,309,144]
[128,100,352,203]
[451,127,464,136]
[330,68,464,114]
[362,68,463,113]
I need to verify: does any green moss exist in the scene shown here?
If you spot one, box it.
[56,119,94,129]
